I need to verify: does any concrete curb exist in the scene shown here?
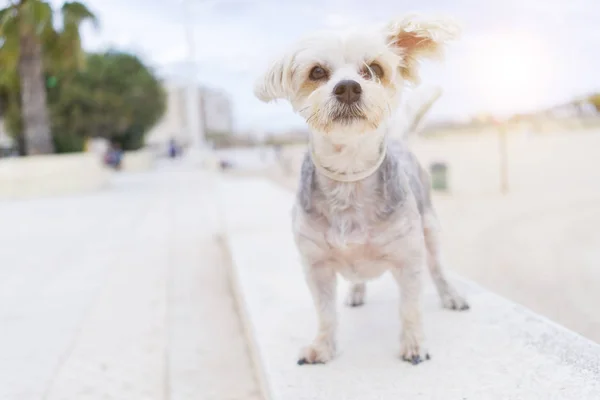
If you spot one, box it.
[217,175,600,400]
[215,177,274,400]
[218,234,274,400]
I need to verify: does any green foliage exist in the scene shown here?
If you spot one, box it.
[589,94,600,112]
[0,5,21,125]
[48,51,166,151]
[0,0,98,154]
[52,128,85,153]
[2,48,166,153]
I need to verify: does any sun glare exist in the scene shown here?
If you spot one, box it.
[468,32,553,116]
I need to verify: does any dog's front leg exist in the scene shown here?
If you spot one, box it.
[392,250,429,365]
[298,262,337,365]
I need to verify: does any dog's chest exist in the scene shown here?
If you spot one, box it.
[322,182,380,246]
[325,217,396,282]
[297,178,406,281]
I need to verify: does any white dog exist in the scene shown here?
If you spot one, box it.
[254,14,469,365]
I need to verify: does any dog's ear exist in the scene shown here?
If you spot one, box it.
[254,54,293,102]
[385,14,460,84]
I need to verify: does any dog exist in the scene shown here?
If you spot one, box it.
[253,13,469,366]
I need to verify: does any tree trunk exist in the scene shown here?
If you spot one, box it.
[18,18,54,155]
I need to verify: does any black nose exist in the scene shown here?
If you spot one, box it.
[333,80,362,104]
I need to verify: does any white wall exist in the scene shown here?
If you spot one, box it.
[0,153,110,199]
[146,83,234,155]
[409,128,600,196]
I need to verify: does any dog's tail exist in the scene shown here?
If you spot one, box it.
[390,85,442,140]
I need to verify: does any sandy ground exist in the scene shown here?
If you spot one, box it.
[252,129,600,344]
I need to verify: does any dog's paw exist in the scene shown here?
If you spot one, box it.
[297,340,336,365]
[400,338,430,365]
[345,283,366,307]
[441,291,470,311]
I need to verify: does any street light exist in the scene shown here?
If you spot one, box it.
[180,0,205,159]
[494,118,509,195]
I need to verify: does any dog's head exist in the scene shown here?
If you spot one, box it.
[254,14,459,136]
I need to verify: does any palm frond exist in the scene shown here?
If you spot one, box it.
[61,2,99,30]
[0,5,18,36]
[57,2,99,71]
[0,8,19,89]
[18,0,54,36]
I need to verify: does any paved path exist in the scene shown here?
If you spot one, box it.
[0,162,260,400]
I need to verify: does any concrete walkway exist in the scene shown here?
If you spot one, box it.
[0,162,260,400]
[220,176,600,400]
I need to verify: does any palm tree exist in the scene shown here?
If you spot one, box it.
[0,1,97,155]
[589,94,600,113]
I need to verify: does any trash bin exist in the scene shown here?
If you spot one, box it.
[430,162,448,191]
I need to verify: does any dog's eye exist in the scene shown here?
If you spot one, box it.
[362,63,384,80]
[309,66,327,80]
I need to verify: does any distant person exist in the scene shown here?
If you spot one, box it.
[103,146,113,167]
[113,143,123,170]
[168,138,179,159]
[104,142,123,170]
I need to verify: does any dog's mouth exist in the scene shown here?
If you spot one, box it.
[330,105,367,123]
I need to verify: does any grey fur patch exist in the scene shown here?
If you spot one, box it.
[388,141,430,214]
[297,152,317,213]
[297,139,431,221]
[376,148,407,218]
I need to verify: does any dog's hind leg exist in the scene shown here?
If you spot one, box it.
[345,282,366,307]
[422,212,470,311]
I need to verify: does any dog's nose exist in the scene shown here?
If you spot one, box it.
[333,80,362,104]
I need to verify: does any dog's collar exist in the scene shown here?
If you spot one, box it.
[310,142,387,183]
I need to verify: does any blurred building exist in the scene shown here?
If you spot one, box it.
[146,83,188,152]
[145,82,233,155]
[200,87,234,136]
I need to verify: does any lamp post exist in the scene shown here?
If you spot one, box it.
[180,0,205,161]
[494,117,509,195]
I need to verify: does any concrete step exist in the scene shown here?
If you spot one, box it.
[219,176,600,400]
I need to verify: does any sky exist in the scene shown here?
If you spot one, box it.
[29,0,600,131]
